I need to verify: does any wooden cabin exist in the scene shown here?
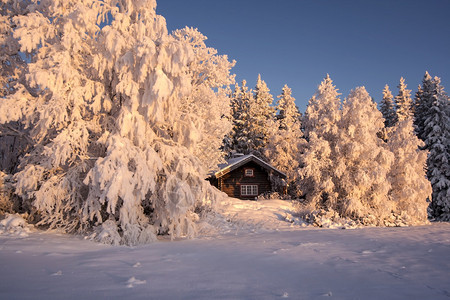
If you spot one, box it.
[210,154,287,200]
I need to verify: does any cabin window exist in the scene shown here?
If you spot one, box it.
[241,185,258,196]
[244,168,254,177]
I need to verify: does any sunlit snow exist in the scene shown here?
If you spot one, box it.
[1,200,449,299]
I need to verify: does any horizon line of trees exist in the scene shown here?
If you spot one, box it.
[225,72,449,224]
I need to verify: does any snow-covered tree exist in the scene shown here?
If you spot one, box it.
[414,72,437,142]
[303,74,341,140]
[0,0,234,245]
[387,117,431,224]
[300,75,341,208]
[229,80,254,155]
[424,80,450,220]
[228,75,275,158]
[248,74,275,158]
[300,82,430,226]
[0,1,33,173]
[265,85,305,197]
[395,77,413,122]
[331,87,394,223]
[412,84,422,118]
[277,84,301,131]
[0,0,30,97]
[171,27,235,173]
[380,85,396,128]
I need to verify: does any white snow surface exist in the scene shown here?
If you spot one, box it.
[1,198,450,299]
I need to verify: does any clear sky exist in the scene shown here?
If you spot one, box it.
[157,0,450,112]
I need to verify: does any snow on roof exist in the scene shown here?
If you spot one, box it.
[214,154,287,179]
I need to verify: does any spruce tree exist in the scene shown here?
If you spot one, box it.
[277,85,302,130]
[414,72,437,142]
[228,76,275,158]
[380,85,396,128]
[424,80,450,220]
[412,84,422,118]
[230,80,254,155]
[303,74,341,140]
[251,74,275,158]
[395,77,413,123]
[333,87,394,223]
[387,117,431,224]
[300,75,341,208]
[265,85,306,197]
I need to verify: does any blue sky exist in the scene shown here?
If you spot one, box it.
[157,0,450,112]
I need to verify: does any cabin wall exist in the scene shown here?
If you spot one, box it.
[219,161,272,200]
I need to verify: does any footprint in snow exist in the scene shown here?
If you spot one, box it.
[127,277,146,288]
[51,270,63,276]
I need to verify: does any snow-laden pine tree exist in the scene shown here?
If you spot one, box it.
[332,87,394,223]
[251,74,275,158]
[380,85,396,128]
[387,117,431,224]
[265,85,306,197]
[300,75,341,208]
[424,80,450,220]
[414,72,437,142]
[303,74,341,140]
[228,75,275,158]
[0,0,234,245]
[229,80,254,155]
[412,84,422,118]
[395,77,413,123]
[222,83,242,157]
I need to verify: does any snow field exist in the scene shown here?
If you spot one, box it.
[1,200,450,299]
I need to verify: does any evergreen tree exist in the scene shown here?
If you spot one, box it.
[332,87,394,223]
[412,84,422,117]
[424,80,450,220]
[301,82,430,226]
[254,74,276,119]
[227,75,275,158]
[414,71,437,142]
[387,117,431,224]
[300,75,341,208]
[265,85,306,197]
[395,77,413,122]
[277,85,302,130]
[303,74,341,140]
[251,74,275,158]
[229,80,254,155]
[222,83,242,157]
[380,85,396,127]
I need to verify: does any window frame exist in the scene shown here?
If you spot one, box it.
[240,184,258,197]
[244,168,255,177]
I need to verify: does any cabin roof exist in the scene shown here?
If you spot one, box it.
[214,154,287,179]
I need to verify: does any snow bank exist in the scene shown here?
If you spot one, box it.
[0,214,33,237]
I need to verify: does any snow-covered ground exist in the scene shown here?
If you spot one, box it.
[1,198,450,299]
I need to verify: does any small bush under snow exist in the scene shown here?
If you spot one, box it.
[0,213,33,236]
